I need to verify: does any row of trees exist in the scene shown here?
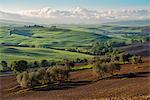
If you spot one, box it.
[0,57,88,72]
[0,57,89,72]
[17,66,70,88]
[0,59,75,73]
[91,53,142,65]
[92,55,142,79]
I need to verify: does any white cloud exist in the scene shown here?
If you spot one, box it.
[0,7,149,24]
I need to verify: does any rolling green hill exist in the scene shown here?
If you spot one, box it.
[0,24,149,66]
[0,46,93,66]
[0,25,149,48]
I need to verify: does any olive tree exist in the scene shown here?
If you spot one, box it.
[17,71,30,88]
[93,62,121,78]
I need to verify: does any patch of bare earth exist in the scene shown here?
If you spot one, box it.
[1,56,150,100]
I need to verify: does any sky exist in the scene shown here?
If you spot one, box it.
[0,0,149,12]
[0,0,149,24]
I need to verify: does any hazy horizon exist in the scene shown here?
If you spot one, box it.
[0,0,149,24]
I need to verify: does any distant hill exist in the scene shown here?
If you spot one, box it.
[104,19,150,26]
[120,42,150,57]
[0,19,35,27]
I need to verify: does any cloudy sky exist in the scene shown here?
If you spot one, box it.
[0,0,149,24]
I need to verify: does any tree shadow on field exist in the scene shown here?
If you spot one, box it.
[32,72,150,91]
[100,71,150,80]
[33,80,93,91]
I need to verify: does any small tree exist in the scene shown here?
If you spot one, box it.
[1,60,8,71]
[33,61,39,68]
[119,53,131,63]
[46,66,70,83]
[93,62,121,78]
[36,68,49,85]
[17,71,30,88]
[93,62,108,78]
[11,60,28,73]
[28,71,38,86]
[41,60,49,67]
[91,42,113,55]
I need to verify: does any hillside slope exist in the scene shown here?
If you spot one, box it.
[120,42,150,56]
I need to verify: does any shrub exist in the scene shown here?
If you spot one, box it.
[131,56,142,64]
[41,60,49,67]
[63,59,74,69]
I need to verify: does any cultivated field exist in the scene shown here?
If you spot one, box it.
[1,44,150,100]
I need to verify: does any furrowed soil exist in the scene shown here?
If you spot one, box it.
[1,56,150,100]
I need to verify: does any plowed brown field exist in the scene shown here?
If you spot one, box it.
[1,56,150,100]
